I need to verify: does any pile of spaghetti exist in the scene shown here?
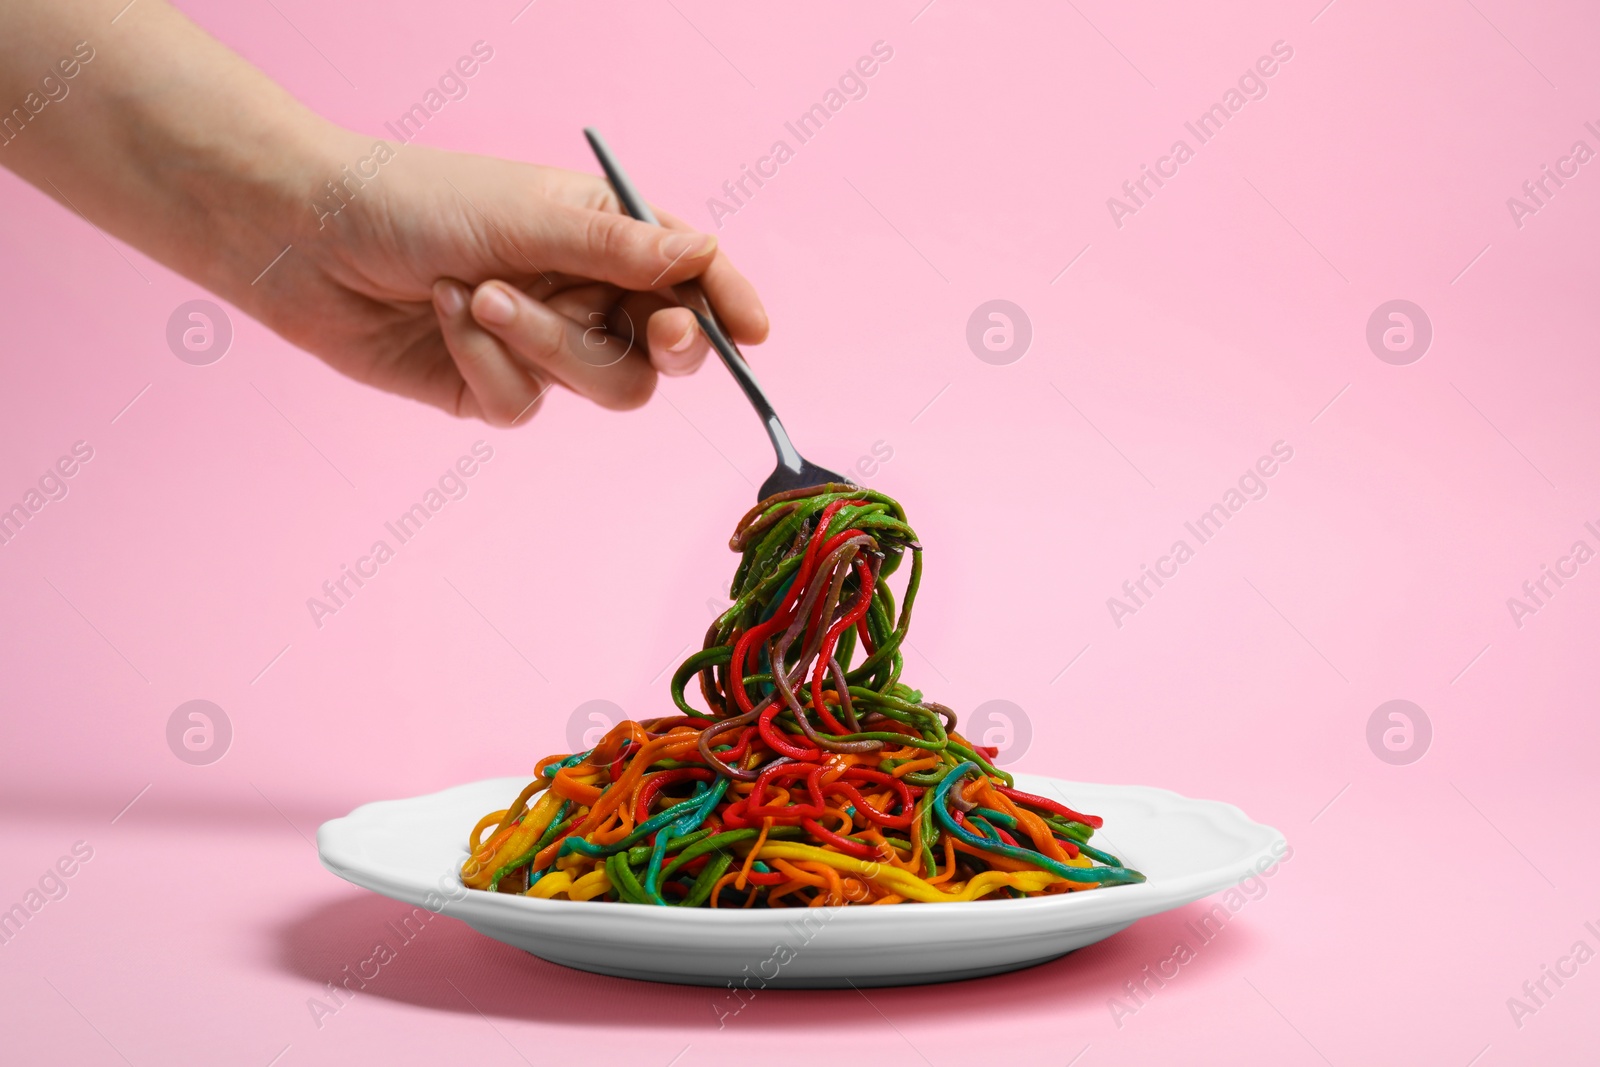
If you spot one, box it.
[462,484,1144,906]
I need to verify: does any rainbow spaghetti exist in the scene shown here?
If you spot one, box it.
[462,484,1144,906]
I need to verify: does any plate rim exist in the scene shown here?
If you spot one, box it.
[317,773,1288,927]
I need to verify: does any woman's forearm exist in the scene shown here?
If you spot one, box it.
[0,0,341,311]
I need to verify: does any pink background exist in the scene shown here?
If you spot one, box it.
[3,0,1598,1063]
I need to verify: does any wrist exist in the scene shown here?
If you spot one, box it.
[0,0,358,320]
[161,108,352,314]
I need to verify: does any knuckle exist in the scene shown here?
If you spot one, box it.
[537,313,572,362]
[584,213,648,277]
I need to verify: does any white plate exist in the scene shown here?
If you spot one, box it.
[317,774,1285,988]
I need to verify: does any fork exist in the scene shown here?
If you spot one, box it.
[583,127,847,502]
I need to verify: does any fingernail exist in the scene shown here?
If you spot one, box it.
[661,232,716,263]
[472,283,517,327]
[667,319,700,353]
[433,279,467,317]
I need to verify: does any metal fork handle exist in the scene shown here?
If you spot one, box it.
[583,127,804,475]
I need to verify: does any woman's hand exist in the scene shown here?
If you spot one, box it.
[260,136,768,426]
[0,0,768,426]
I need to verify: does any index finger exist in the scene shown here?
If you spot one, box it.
[655,208,769,346]
[524,166,769,346]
